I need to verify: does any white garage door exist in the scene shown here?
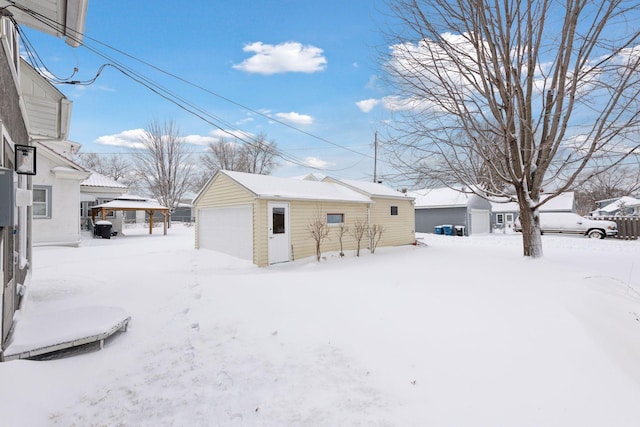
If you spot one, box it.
[469,209,490,235]
[199,205,253,260]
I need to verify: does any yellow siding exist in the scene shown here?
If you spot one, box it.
[288,201,371,260]
[369,197,416,247]
[254,199,268,267]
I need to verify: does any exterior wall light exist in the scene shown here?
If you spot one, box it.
[14,144,36,175]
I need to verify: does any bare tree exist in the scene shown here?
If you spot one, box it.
[575,162,640,214]
[200,132,278,176]
[76,152,132,182]
[244,132,278,174]
[202,138,248,173]
[308,207,330,262]
[132,120,194,218]
[350,217,368,256]
[369,224,384,254]
[336,224,349,257]
[76,152,140,193]
[383,0,640,257]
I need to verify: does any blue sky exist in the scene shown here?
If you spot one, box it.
[23,0,399,181]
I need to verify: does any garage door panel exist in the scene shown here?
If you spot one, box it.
[470,209,490,235]
[199,205,253,260]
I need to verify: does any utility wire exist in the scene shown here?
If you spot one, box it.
[7,1,377,174]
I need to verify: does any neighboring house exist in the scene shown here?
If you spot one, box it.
[171,202,194,222]
[410,187,492,235]
[80,171,128,233]
[591,196,640,217]
[0,0,88,354]
[193,170,415,267]
[490,192,575,230]
[489,200,519,231]
[32,142,89,246]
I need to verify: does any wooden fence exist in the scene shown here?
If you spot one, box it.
[599,216,640,240]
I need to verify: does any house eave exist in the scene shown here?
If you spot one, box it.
[0,0,88,47]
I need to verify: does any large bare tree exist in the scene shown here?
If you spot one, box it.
[132,120,194,216]
[200,132,278,177]
[383,0,640,257]
[575,162,640,214]
[76,152,137,190]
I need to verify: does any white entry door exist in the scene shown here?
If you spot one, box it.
[268,202,290,264]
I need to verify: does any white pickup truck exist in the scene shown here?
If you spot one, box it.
[514,212,618,239]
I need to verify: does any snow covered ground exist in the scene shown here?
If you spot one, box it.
[2,224,640,426]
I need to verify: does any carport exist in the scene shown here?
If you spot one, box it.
[91,199,170,235]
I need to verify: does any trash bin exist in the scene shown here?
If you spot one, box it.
[454,225,466,236]
[442,224,453,236]
[94,220,113,239]
[434,225,443,235]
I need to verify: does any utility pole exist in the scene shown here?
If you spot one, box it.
[373,131,378,183]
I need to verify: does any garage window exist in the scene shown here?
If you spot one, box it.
[390,206,398,216]
[327,213,344,225]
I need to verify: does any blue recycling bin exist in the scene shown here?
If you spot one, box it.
[442,224,453,236]
[434,225,443,235]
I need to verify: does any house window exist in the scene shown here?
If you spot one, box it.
[496,213,504,224]
[326,213,344,225]
[96,198,115,218]
[33,186,52,219]
[506,213,514,223]
[390,206,398,216]
[80,201,96,218]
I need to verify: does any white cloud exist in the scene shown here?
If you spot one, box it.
[356,96,426,113]
[233,41,327,75]
[95,129,244,149]
[356,98,380,113]
[275,112,313,125]
[183,134,217,146]
[95,129,147,149]
[235,117,255,125]
[304,156,332,169]
[381,96,425,111]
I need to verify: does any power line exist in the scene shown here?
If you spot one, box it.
[8,1,375,175]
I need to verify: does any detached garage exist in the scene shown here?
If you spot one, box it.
[193,170,415,266]
[409,187,491,235]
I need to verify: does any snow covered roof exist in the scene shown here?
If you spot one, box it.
[410,187,473,208]
[215,170,372,203]
[36,142,88,173]
[325,177,413,200]
[490,192,575,213]
[92,199,168,211]
[541,192,575,211]
[81,171,128,189]
[116,194,149,201]
[289,173,325,181]
[595,196,640,213]
[490,200,520,213]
